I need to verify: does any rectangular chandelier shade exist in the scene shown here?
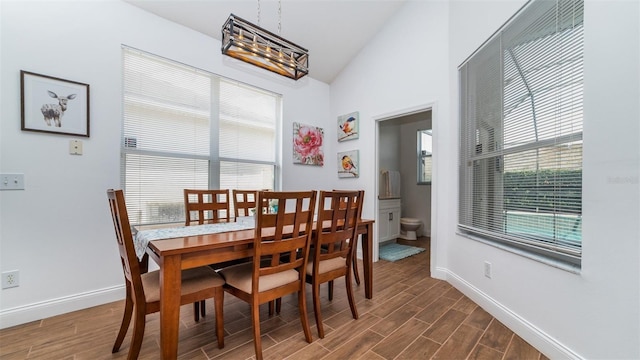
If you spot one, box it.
[221,14,309,80]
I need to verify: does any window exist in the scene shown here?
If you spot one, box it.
[458,0,583,267]
[122,47,279,225]
[418,129,432,184]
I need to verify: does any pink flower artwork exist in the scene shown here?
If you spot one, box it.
[293,122,324,166]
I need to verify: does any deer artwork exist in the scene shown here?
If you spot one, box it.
[40,90,76,127]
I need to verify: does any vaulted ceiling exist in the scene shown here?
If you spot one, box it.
[123,0,406,84]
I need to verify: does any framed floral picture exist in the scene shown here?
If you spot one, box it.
[293,122,324,166]
[338,150,359,178]
[20,70,90,137]
[337,111,359,142]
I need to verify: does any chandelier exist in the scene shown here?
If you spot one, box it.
[221,9,309,80]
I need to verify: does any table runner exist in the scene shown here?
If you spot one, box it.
[134,217,255,260]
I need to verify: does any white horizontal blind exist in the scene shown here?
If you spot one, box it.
[458,0,584,266]
[218,80,277,216]
[122,48,278,225]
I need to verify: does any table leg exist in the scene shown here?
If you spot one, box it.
[361,222,373,299]
[160,255,181,359]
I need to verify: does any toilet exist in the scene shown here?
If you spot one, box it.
[399,217,422,240]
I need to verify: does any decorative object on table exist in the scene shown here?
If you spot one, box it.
[220,0,308,80]
[20,70,90,137]
[338,150,359,178]
[378,242,426,262]
[293,122,324,166]
[337,111,359,141]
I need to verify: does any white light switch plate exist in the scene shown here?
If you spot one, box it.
[0,173,25,190]
[69,140,83,155]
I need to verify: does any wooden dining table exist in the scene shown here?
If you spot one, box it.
[145,218,374,359]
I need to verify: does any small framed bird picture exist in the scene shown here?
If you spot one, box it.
[338,150,359,178]
[337,111,359,142]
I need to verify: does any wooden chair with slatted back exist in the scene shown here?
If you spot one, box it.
[107,189,225,360]
[219,190,317,360]
[335,189,365,289]
[184,189,231,320]
[232,189,258,218]
[184,189,231,225]
[305,190,363,338]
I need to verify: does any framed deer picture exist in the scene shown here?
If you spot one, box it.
[21,71,90,137]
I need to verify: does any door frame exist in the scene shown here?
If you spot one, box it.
[373,102,437,272]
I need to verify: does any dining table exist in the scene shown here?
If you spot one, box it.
[141,218,375,360]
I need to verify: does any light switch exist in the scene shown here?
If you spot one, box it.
[0,174,25,190]
[69,140,83,155]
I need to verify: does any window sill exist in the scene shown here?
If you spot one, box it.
[456,230,582,275]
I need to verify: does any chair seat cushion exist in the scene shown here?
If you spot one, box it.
[219,262,299,294]
[142,267,225,303]
[305,255,346,276]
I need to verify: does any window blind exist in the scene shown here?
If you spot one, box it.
[122,47,278,225]
[458,0,584,266]
[218,79,277,192]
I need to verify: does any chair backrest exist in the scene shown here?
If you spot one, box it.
[184,189,230,225]
[252,190,317,294]
[314,190,364,266]
[107,189,146,302]
[233,190,258,218]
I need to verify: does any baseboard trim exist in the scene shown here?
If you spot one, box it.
[0,285,125,329]
[442,269,583,360]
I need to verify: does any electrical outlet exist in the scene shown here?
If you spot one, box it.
[484,261,492,279]
[2,270,20,289]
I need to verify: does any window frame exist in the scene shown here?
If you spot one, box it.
[417,129,432,185]
[121,47,280,226]
[457,0,584,269]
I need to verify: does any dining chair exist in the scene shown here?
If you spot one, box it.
[219,190,317,360]
[184,189,230,225]
[107,189,225,359]
[232,189,258,218]
[336,189,365,288]
[306,190,363,338]
[183,188,231,320]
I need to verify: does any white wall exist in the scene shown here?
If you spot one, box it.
[331,1,450,262]
[2,1,639,358]
[446,1,639,358]
[331,0,639,359]
[0,0,333,328]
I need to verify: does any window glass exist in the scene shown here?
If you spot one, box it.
[418,129,432,184]
[458,0,583,267]
[122,47,279,225]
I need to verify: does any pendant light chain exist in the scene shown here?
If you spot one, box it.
[257,0,261,26]
[278,0,282,35]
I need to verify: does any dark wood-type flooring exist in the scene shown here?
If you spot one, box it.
[0,237,548,359]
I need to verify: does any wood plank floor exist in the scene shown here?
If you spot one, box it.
[0,237,548,360]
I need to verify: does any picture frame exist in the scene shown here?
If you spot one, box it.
[338,150,359,178]
[337,111,359,142]
[293,122,324,166]
[21,70,90,137]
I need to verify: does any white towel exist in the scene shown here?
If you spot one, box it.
[388,170,401,197]
[382,170,401,198]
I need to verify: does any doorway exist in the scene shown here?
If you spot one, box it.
[374,105,434,263]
